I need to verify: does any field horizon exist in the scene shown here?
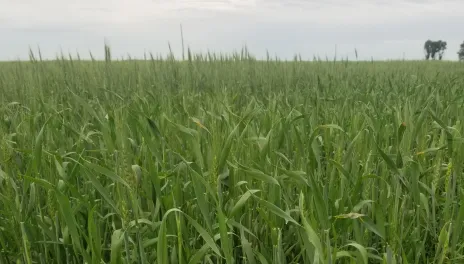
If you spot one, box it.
[1,44,463,63]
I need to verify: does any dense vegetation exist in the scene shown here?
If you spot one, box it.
[1,50,464,264]
[458,41,464,61]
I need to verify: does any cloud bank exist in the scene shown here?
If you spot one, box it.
[0,0,462,60]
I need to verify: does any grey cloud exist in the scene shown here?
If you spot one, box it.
[79,7,112,12]
[1,21,106,33]
[0,0,463,61]
[7,25,87,33]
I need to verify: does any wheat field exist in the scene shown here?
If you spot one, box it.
[0,49,463,263]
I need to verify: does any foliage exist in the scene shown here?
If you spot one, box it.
[424,40,447,60]
[458,41,464,61]
[1,48,464,263]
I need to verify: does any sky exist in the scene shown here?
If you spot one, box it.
[0,0,463,61]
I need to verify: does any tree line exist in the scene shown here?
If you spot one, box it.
[425,40,464,61]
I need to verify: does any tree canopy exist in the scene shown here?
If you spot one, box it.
[424,40,447,60]
[458,41,464,61]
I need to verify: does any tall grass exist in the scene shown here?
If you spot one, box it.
[0,47,464,263]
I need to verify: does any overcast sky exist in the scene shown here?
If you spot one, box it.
[0,0,462,61]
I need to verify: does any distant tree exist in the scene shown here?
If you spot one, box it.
[458,41,464,61]
[424,40,432,60]
[424,40,447,60]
